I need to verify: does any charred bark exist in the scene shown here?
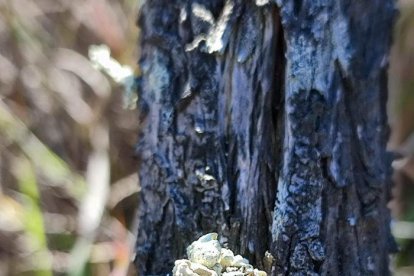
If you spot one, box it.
[135,0,397,275]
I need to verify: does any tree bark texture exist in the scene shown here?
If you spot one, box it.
[135,0,396,275]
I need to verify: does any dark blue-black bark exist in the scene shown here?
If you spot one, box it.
[135,0,397,275]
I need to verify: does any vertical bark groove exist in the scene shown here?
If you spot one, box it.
[135,0,396,275]
[136,1,283,274]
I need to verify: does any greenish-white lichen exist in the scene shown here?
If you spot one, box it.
[173,233,267,276]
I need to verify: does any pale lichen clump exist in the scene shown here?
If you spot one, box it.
[173,233,267,276]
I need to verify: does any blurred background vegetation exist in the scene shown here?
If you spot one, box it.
[0,0,413,275]
[390,1,414,275]
[0,0,139,275]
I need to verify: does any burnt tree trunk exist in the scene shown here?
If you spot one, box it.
[135,0,397,275]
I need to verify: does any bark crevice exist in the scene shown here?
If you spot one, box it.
[135,0,396,275]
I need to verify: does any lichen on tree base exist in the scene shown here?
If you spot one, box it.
[173,233,267,276]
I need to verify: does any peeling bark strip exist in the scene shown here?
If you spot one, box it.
[135,0,396,275]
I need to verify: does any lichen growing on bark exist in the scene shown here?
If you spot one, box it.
[173,233,267,276]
